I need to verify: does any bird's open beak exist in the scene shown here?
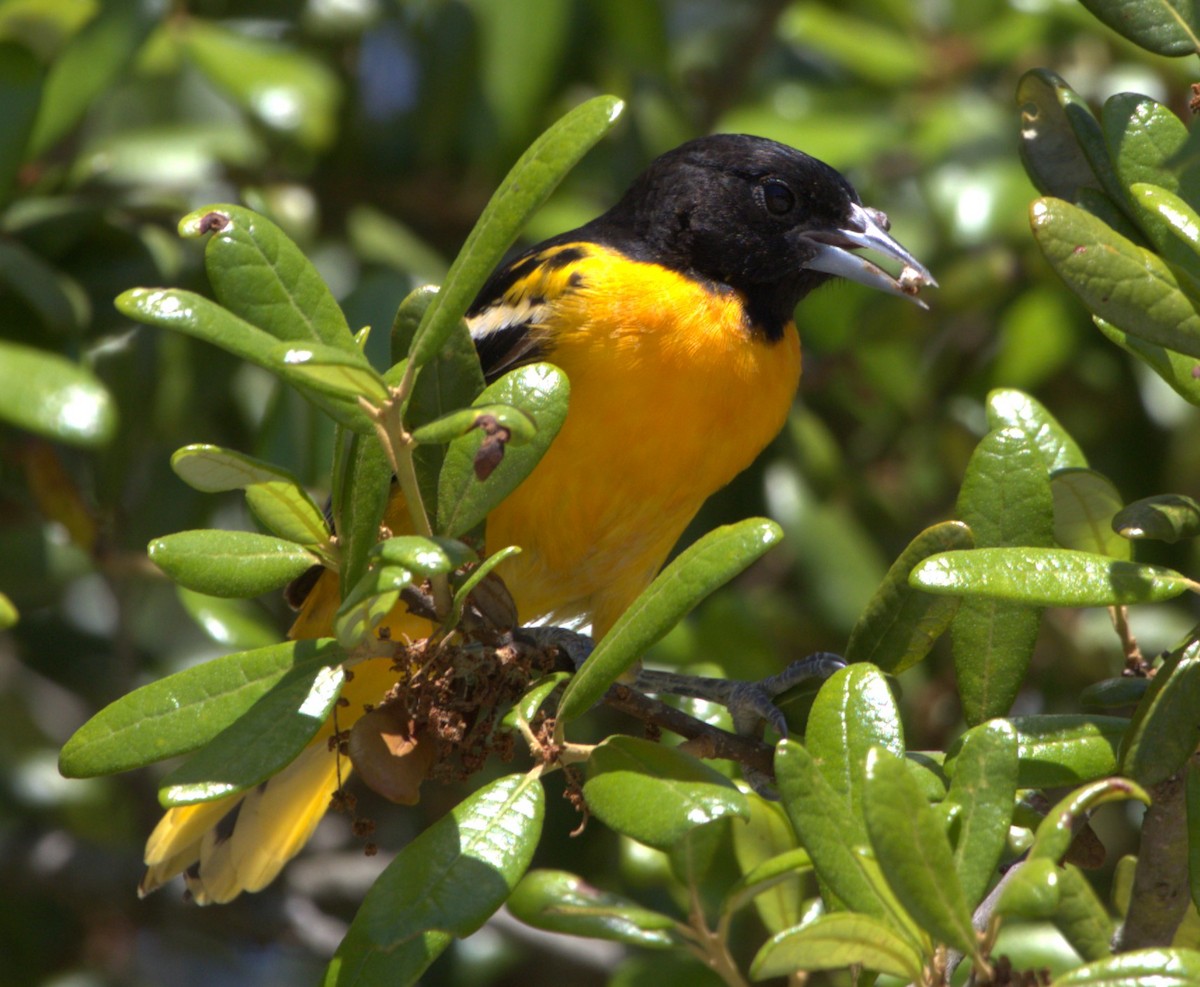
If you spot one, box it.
[803,202,936,309]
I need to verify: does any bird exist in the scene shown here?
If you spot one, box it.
[139,133,933,904]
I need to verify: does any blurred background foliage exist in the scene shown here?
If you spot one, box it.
[1,0,1197,984]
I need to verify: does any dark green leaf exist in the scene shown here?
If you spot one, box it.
[1121,640,1200,786]
[1079,0,1200,56]
[1080,676,1150,713]
[334,431,393,604]
[507,869,679,948]
[863,746,980,959]
[844,521,972,673]
[557,519,782,723]
[1188,760,1200,914]
[437,363,569,537]
[0,41,43,208]
[408,95,623,371]
[1104,93,1197,200]
[149,529,318,598]
[326,773,543,986]
[0,340,116,448]
[59,639,342,777]
[583,737,748,849]
[1016,69,1112,202]
[1115,494,1200,544]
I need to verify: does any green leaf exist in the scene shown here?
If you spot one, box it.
[180,203,355,350]
[1016,69,1113,201]
[0,340,116,448]
[844,521,972,673]
[500,672,570,729]
[806,664,904,830]
[1188,760,1200,914]
[947,714,1128,789]
[943,719,1018,909]
[437,363,569,537]
[0,238,87,334]
[994,857,1062,920]
[1080,676,1150,713]
[27,0,158,158]
[176,588,279,650]
[986,388,1088,472]
[171,443,304,492]
[1054,864,1117,961]
[729,796,804,934]
[1114,494,1200,544]
[1104,94,1199,201]
[159,663,345,806]
[245,482,331,550]
[448,544,520,629]
[1079,0,1200,56]
[1126,184,1200,295]
[774,739,891,922]
[1121,640,1200,786]
[115,288,373,432]
[0,41,43,208]
[59,639,343,777]
[507,869,679,948]
[1052,946,1200,985]
[583,737,748,849]
[334,431,393,604]
[1052,468,1130,558]
[370,536,470,577]
[326,773,544,986]
[408,94,623,371]
[1031,197,1200,360]
[1029,778,1150,864]
[333,564,413,649]
[149,529,318,598]
[863,746,980,960]
[557,519,782,723]
[180,21,341,152]
[751,912,927,982]
[0,592,17,630]
[951,424,1053,725]
[913,548,1194,606]
[412,404,536,446]
[275,340,390,406]
[1094,316,1200,406]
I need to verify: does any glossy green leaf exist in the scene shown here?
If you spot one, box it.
[806,664,903,830]
[0,41,43,207]
[1015,69,1118,202]
[438,363,569,538]
[844,521,972,673]
[149,529,318,598]
[949,714,1128,789]
[326,773,544,986]
[583,737,748,849]
[1121,640,1200,786]
[275,341,390,406]
[1080,676,1150,713]
[0,341,116,448]
[244,481,331,550]
[1127,184,1200,294]
[943,719,1018,909]
[181,21,341,152]
[408,94,622,371]
[179,203,355,350]
[115,288,373,432]
[507,869,679,948]
[59,639,343,777]
[1104,94,1198,200]
[951,425,1052,725]
[913,547,1194,606]
[412,403,536,446]
[847,845,933,952]
[1029,778,1150,864]
[370,536,470,577]
[1031,197,1200,360]
[1094,316,1200,406]
[1052,946,1200,986]
[1054,863,1116,961]
[334,431,393,604]
[730,795,803,934]
[1079,0,1200,56]
[1115,494,1200,543]
[333,565,412,649]
[557,519,782,723]
[863,747,979,959]
[774,739,890,921]
[994,857,1063,920]
[987,388,1088,472]
[1052,468,1130,558]
[751,912,926,982]
[171,444,301,492]
[159,663,345,806]
[28,0,159,158]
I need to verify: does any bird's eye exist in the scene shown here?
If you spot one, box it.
[761,179,795,216]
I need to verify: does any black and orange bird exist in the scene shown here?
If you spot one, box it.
[140,134,934,903]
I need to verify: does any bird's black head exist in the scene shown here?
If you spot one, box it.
[584,134,933,338]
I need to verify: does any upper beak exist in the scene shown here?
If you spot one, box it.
[803,202,937,309]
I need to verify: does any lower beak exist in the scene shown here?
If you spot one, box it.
[803,202,936,309]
